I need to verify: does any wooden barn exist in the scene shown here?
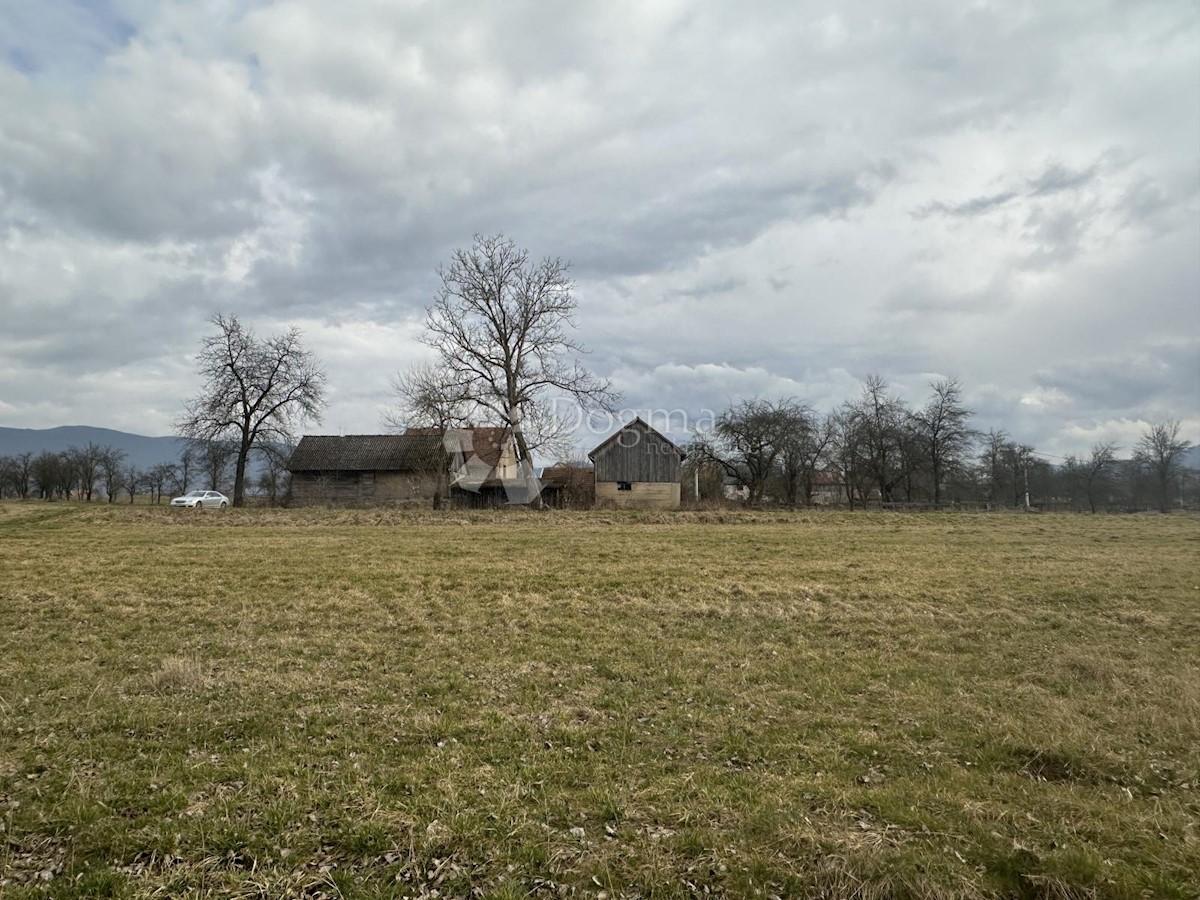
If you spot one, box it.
[286,434,449,506]
[588,418,687,509]
[287,428,521,507]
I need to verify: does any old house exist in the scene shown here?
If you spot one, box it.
[287,427,520,507]
[287,434,447,505]
[588,417,687,509]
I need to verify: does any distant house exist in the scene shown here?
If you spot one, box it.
[810,469,844,505]
[286,427,519,507]
[407,426,520,498]
[723,476,750,503]
[588,417,687,510]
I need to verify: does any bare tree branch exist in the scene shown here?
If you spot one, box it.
[176,314,326,506]
[421,234,619,507]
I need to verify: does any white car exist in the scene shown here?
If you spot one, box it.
[170,490,230,509]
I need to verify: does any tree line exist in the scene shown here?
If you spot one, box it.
[2,234,1191,512]
[0,439,291,505]
[686,379,1194,512]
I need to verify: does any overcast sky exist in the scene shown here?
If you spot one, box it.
[1,0,1197,458]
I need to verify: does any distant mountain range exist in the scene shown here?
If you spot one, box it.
[0,426,190,470]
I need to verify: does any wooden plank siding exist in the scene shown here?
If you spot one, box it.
[591,420,684,484]
[290,471,439,506]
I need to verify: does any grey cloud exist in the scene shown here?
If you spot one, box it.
[915,160,1101,220]
[1032,342,1200,419]
[0,0,1196,457]
[913,190,1020,219]
[1027,162,1100,197]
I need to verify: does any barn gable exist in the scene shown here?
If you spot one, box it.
[588,418,686,509]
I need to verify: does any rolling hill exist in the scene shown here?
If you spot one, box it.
[0,425,188,470]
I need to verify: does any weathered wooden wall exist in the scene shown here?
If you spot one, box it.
[592,424,682,484]
[290,471,439,506]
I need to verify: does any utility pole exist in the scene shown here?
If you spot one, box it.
[1023,452,1031,511]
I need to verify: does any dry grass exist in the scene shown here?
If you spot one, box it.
[0,502,1197,898]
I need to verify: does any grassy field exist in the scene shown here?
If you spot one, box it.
[0,504,1197,899]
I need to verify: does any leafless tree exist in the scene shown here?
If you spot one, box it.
[99,446,127,503]
[422,234,618,506]
[10,452,32,499]
[778,407,836,507]
[255,442,294,507]
[31,452,61,500]
[912,378,976,505]
[121,465,142,503]
[1075,441,1119,513]
[199,439,236,492]
[0,456,14,498]
[847,375,914,503]
[172,441,198,495]
[978,429,1009,507]
[681,441,726,505]
[177,313,326,506]
[383,362,473,434]
[695,398,803,505]
[382,362,474,509]
[145,463,176,504]
[1135,420,1192,512]
[830,405,874,509]
[68,443,104,501]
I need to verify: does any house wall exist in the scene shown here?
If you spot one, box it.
[374,471,441,502]
[290,472,371,506]
[596,480,681,510]
[290,470,439,506]
[592,425,683,484]
[496,440,519,480]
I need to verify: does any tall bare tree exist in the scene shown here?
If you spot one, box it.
[978,429,1009,507]
[696,398,803,505]
[1077,441,1118,513]
[1135,420,1192,512]
[383,362,473,509]
[848,375,913,503]
[422,234,617,506]
[121,465,142,503]
[11,452,32,499]
[255,443,293,507]
[69,443,104,502]
[912,378,976,505]
[99,446,127,503]
[178,314,327,506]
[777,407,836,507]
[173,441,198,495]
[145,463,176,504]
[199,439,236,492]
[32,451,60,499]
[0,456,14,498]
[830,404,875,509]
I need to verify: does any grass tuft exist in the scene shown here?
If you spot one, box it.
[146,656,207,695]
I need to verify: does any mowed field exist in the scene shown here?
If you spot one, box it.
[0,505,1197,899]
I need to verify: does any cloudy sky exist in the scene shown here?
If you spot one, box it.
[1,0,1197,458]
